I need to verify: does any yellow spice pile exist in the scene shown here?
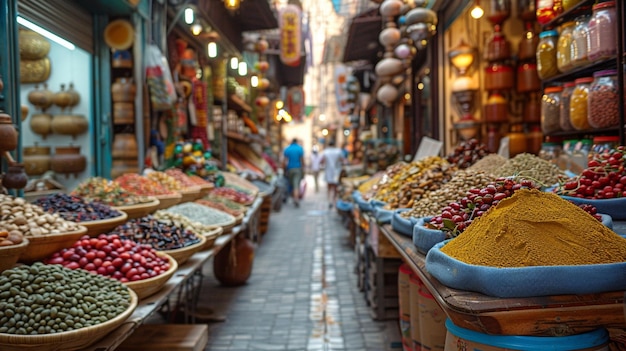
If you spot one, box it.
[441,189,626,267]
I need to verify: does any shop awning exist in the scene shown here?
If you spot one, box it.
[342,7,383,64]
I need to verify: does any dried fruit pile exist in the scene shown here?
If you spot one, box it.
[445,139,489,169]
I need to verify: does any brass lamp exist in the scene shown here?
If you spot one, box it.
[448,40,475,76]
[224,0,242,11]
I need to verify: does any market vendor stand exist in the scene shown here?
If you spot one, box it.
[379,224,626,337]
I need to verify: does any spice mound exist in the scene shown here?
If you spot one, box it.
[441,189,626,267]
[72,177,152,206]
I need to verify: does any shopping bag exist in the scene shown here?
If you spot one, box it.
[299,179,307,199]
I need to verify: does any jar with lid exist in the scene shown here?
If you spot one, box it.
[559,81,576,131]
[518,25,538,61]
[556,21,575,73]
[570,15,590,67]
[487,125,501,153]
[592,136,620,157]
[523,92,542,124]
[537,30,560,79]
[562,0,582,12]
[569,77,593,130]
[517,63,541,93]
[526,125,543,155]
[571,139,593,171]
[541,86,563,134]
[538,142,562,164]
[588,69,619,129]
[536,0,562,25]
[518,0,536,21]
[484,93,508,123]
[587,1,617,62]
[484,63,514,91]
[485,31,511,62]
[508,124,527,157]
[487,0,511,26]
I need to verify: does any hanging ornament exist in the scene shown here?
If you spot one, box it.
[394,43,412,59]
[377,83,399,106]
[255,37,269,54]
[255,96,270,107]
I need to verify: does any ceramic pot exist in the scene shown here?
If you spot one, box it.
[2,164,28,190]
[111,78,136,103]
[51,114,88,138]
[112,133,138,159]
[20,105,29,122]
[0,113,18,152]
[23,145,51,176]
[19,29,50,59]
[113,102,135,125]
[27,84,54,111]
[53,84,73,110]
[29,113,52,139]
[213,236,255,286]
[51,145,87,176]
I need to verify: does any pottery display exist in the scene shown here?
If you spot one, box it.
[53,84,74,110]
[19,29,51,60]
[0,113,18,152]
[51,114,88,138]
[28,84,54,111]
[112,133,138,159]
[2,164,28,189]
[21,105,29,122]
[20,58,51,84]
[50,145,87,177]
[66,83,80,108]
[113,102,135,125]
[111,78,136,103]
[23,144,51,176]
[29,113,53,139]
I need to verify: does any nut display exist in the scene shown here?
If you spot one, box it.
[153,211,220,234]
[445,139,489,169]
[146,171,183,192]
[495,153,567,186]
[0,195,81,236]
[163,202,235,226]
[373,157,449,203]
[109,215,201,250]
[0,262,130,334]
[468,154,507,175]
[33,193,122,222]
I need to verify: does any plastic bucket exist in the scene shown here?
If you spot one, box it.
[418,286,447,351]
[444,319,610,351]
[399,264,413,351]
[409,274,422,351]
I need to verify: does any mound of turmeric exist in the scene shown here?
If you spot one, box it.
[441,189,626,267]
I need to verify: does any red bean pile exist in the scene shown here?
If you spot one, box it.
[445,139,489,169]
[109,215,201,250]
[45,234,171,282]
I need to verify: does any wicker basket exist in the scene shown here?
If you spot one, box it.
[125,252,177,300]
[201,226,223,251]
[161,234,206,265]
[154,193,182,210]
[0,288,138,351]
[0,238,29,272]
[219,216,237,234]
[19,226,88,263]
[179,186,202,203]
[81,211,129,237]
[113,198,160,220]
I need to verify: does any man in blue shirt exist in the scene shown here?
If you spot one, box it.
[283,138,304,207]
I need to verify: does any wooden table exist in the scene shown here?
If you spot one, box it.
[380,224,626,336]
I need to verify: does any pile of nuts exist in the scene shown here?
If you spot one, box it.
[401,170,496,218]
[495,153,567,186]
[146,171,183,192]
[0,230,24,247]
[0,195,81,236]
[468,154,508,175]
[34,193,122,222]
[154,210,221,235]
[110,215,201,251]
[374,157,448,203]
[383,161,457,209]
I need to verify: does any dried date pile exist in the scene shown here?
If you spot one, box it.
[446,139,489,169]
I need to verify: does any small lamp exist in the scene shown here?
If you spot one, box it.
[448,40,475,76]
[224,0,242,11]
[470,0,484,19]
[207,42,217,58]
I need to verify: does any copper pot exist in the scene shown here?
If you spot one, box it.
[2,164,28,190]
[0,113,18,153]
[27,84,54,111]
[53,84,73,110]
[51,145,87,176]
[51,114,88,138]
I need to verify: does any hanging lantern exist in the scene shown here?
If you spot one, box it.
[379,27,402,48]
[377,83,399,106]
[259,78,271,90]
[255,96,270,107]
[380,0,404,18]
[256,61,269,72]
[394,43,412,59]
[375,57,404,77]
[255,37,269,53]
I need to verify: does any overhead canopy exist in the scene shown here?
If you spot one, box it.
[342,7,383,64]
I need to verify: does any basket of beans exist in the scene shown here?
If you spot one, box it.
[0,262,137,351]
[46,234,177,300]
[109,215,206,265]
[34,193,128,237]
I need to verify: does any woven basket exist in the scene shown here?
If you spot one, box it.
[0,238,29,272]
[201,226,223,251]
[219,216,237,234]
[19,226,88,263]
[179,186,202,203]
[233,212,244,226]
[0,288,137,351]
[154,193,182,210]
[81,211,129,237]
[113,198,160,220]
[161,234,206,265]
[198,183,214,197]
[125,252,177,300]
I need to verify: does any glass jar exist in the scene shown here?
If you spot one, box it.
[588,69,619,129]
[556,21,575,73]
[562,0,583,12]
[527,125,544,155]
[518,0,536,22]
[569,77,593,130]
[517,63,541,93]
[485,63,514,91]
[509,124,527,157]
[518,26,539,61]
[485,31,511,62]
[537,0,563,25]
[570,15,590,67]
[537,30,560,79]
[541,86,563,134]
[487,125,501,153]
[487,0,511,26]
[524,92,542,124]
[588,1,617,62]
[539,142,563,164]
[559,81,576,131]
[484,93,508,123]
[592,136,620,157]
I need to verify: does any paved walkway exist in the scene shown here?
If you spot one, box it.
[195,176,401,351]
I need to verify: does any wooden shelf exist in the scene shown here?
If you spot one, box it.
[541,58,617,85]
[545,126,621,138]
[541,0,595,30]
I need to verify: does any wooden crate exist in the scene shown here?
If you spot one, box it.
[366,250,402,321]
[117,324,209,351]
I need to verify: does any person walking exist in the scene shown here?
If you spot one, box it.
[321,140,345,209]
[310,147,323,193]
[283,138,305,207]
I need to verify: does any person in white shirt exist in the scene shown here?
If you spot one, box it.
[321,140,345,209]
[310,146,323,193]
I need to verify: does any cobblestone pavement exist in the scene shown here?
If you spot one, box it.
[194,176,401,351]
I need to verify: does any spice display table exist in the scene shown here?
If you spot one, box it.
[379,224,626,336]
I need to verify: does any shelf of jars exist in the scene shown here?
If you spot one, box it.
[540,0,596,30]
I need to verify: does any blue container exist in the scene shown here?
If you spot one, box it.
[444,319,609,351]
